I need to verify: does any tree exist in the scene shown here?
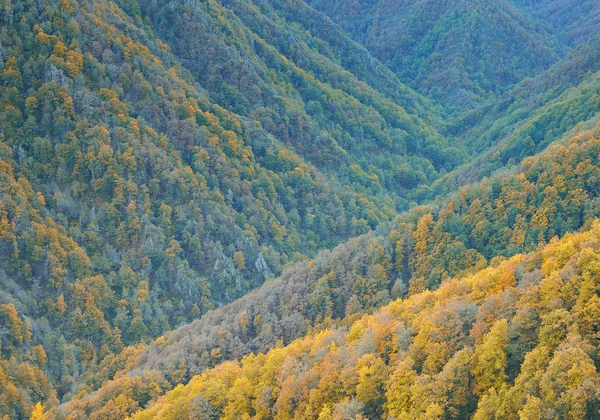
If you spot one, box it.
[434,347,473,418]
[470,319,508,395]
[355,354,389,417]
[30,403,46,420]
[2,56,22,87]
[0,304,30,356]
[385,358,417,418]
[539,334,600,418]
[518,395,542,420]
[233,251,246,271]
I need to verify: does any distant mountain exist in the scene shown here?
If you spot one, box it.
[512,0,600,46]
[307,0,562,109]
[424,35,600,199]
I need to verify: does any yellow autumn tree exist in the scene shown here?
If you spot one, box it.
[470,318,509,395]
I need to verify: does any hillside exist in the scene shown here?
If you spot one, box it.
[0,0,463,418]
[422,35,600,199]
[513,0,600,46]
[2,0,600,418]
[53,113,600,419]
[132,0,464,202]
[133,218,600,419]
[307,0,562,109]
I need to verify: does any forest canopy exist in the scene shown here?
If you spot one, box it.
[2,0,600,418]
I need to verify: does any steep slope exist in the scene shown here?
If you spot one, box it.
[3,0,600,418]
[0,161,63,418]
[134,219,600,419]
[131,0,464,202]
[307,0,562,109]
[0,0,463,417]
[54,115,600,419]
[424,36,600,198]
[513,0,600,46]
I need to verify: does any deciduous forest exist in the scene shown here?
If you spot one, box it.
[1,0,600,418]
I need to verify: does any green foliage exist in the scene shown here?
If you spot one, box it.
[514,0,600,46]
[137,0,465,196]
[0,0,454,416]
[308,0,562,109]
[426,36,600,199]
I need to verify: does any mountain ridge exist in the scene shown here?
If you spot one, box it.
[307,0,563,109]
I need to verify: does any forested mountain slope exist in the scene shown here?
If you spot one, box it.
[307,0,562,109]
[130,0,464,204]
[53,113,600,419]
[134,217,600,419]
[422,36,600,198]
[0,0,463,417]
[2,0,600,418]
[512,0,600,46]
[452,36,600,155]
